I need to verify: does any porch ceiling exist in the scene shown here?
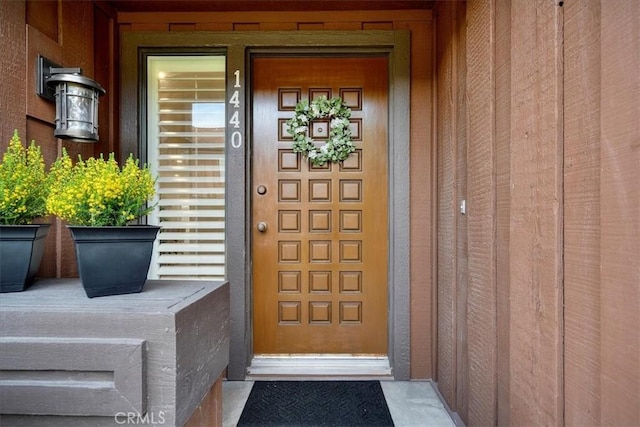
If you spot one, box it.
[106,0,435,12]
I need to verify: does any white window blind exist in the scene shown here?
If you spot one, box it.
[147,56,226,280]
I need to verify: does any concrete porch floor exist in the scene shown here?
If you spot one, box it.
[223,380,456,426]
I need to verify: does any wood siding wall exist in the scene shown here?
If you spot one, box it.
[564,1,602,424]
[435,0,639,425]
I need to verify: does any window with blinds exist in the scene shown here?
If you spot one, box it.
[147,56,226,280]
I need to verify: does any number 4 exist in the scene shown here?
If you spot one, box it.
[229,111,240,128]
[229,90,240,108]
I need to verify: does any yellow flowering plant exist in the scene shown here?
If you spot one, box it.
[0,130,51,225]
[47,149,156,226]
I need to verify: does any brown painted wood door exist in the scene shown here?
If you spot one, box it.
[252,56,388,355]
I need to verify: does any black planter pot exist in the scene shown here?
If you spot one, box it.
[68,225,160,298]
[0,224,51,292]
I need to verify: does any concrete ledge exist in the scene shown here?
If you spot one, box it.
[0,279,229,427]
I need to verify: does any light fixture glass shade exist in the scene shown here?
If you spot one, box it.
[47,73,106,142]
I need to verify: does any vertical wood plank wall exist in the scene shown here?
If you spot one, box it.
[0,1,27,143]
[598,2,639,425]
[563,1,602,425]
[494,0,512,424]
[509,1,564,424]
[435,0,639,425]
[401,16,434,381]
[453,3,469,419]
[436,1,459,408]
[465,0,496,425]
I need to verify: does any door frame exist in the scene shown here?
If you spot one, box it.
[121,30,411,380]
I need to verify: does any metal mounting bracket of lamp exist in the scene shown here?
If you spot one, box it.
[36,55,106,143]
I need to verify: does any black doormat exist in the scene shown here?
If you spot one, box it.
[237,381,395,427]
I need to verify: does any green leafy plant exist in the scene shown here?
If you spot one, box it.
[0,130,50,225]
[286,96,355,166]
[47,149,156,226]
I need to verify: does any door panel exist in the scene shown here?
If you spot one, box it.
[252,56,388,354]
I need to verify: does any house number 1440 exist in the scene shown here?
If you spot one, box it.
[229,70,242,148]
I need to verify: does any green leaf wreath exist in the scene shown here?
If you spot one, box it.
[286,96,355,166]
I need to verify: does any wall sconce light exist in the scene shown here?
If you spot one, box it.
[36,55,106,143]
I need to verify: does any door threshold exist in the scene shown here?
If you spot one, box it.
[246,355,393,380]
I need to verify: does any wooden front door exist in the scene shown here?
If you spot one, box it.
[252,56,388,355]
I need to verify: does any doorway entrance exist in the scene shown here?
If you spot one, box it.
[121,30,412,379]
[251,56,389,357]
